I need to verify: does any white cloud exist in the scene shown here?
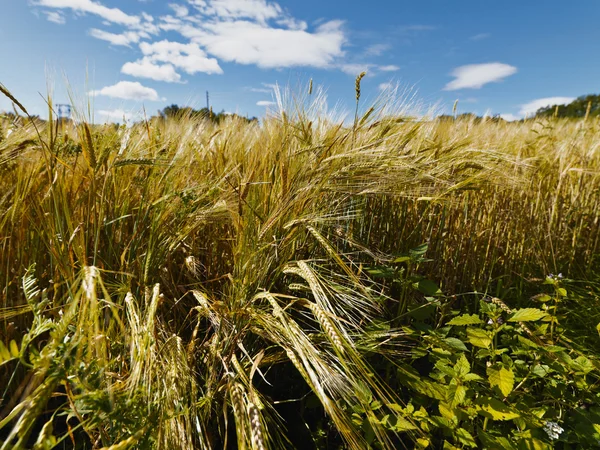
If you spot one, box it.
[519,97,575,117]
[257,100,276,106]
[98,109,134,122]
[169,3,189,17]
[379,65,400,72]
[500,113,519,122]
[45,11,66,24]
[186,19,345,69]
[444,63,517,90]
[378,82,393,91]
[189,0,283,24]
[469,33,491,41]
[89,81,162,101]
[121,58,182,82]
[364,43,390,57]
[89,29,145,46]
[139,40,223,74]
[36,0,140,26]
[339,63,399,76]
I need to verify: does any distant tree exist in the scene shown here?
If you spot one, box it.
[535,94,600,119]
[158,104,258,124]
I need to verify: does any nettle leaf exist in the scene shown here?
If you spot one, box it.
[416,279,442,296]
[454,354,471,377]
[444,337,468,352]
[475,397,521,421]
[455,428,477,448]
[487,367,514,397]
[447,314,483,326]
[532,364,551,377]
[447,383,467,408]
[467,328,492,348]
[508,308,547,322]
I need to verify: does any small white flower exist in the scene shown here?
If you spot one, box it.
[487,318,494,325]
[543,421,564,441]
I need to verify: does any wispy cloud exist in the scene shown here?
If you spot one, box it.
[444,63,517,90]
[519,97,575,117]
[378,82,393,91]
[36,0,140,26]
[469,33,491,41]
[45,10,66,24]
[364,43,391,57]
[89,29,146,47]
[339,63,399,76]
[89,81,163,101]
[257,100,276,106]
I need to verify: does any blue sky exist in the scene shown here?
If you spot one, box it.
[1,0,599,122]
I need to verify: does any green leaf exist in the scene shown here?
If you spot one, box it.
[557,287,567,297]
[447,314,483,326]
[416,279,442,296]
[444,337,468,352]
[467,328,492,348]
[508,308,548,322]
[410,242,429,257]
[475,397,521,421]
[487,367,514,397]
[447,384,467,408]
[454,354,471,377]
[455,428,477,448]
[9,340,19,358]
[0,341,10,361]
[531,364,551,378]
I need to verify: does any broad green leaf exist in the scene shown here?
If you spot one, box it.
[518,437,552,450]
[416,279,442,296]
[447,384,467,408]
[475,397,521,421]
[393,416,418,431]
[416,438,430,449]
[532,364,550,377]
[557,287,567,297]
[454,354,471,377]
[438,402,457,421]
[444,337,468,352]
[447,314,483,326]
[467,328,492,348]
[508,308,547,322]
[487,367,514,397]
[455,428,477,448]
[463,373,483,382]
[443,441,460,450]
[410,243,429,257]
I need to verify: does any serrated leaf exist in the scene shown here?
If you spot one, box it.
[508,308,547,322]
[454,354,470,377]
[455,428,477,448]
[467,328,492,348]
[444,337,468,351]
[475,397,521,421]
[487,367,514,397]
[9,340,19,358]
[463,373,483,382]
[532,364,550,377]
[447,314,483,326]
[394,416,418,431]
[447,384,467,408]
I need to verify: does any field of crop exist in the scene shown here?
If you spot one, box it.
[1,81,600,449]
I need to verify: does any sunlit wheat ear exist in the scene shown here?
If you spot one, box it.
[355,72,366,102]
[247,401,266,450]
